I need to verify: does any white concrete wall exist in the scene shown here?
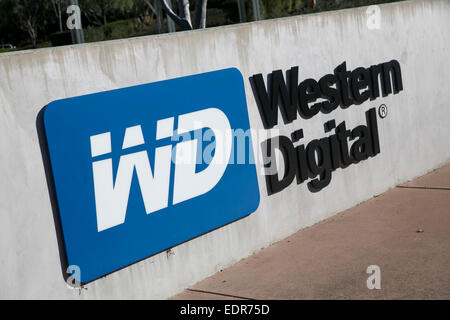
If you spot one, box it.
[0,0,449,299]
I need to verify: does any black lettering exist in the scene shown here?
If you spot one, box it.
[382,59,403,95]
[306,139,332,192]
[262,136,297,195]
[250,60,402,128]
[350,125,372,162]
[295,144,309,184]
[298,78,321,119]
[369,64,382,99]
[366,107,380,156]
[319,74,340,113]
[250,67,299,129]
[335,61,353,108]
[336,122,353,167]
[350,67,370,104]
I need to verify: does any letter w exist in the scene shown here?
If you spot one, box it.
[92,147,171,232]
[251,67,298,129]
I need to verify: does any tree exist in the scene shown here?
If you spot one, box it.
[194,0,207,28]
[13,0,49,48]
[50,0,66,32]
[0,0,21,44]
[79,0,132,26]
[259,0,303,19]
[141,0,163,33]
[160,0,208,31]
[236,0,246,22]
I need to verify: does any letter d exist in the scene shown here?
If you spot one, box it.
[173,108,232,204]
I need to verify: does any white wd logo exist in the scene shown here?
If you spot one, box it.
[90,108,232,232]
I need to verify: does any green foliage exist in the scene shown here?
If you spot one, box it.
[103,19,138,39]
[0,0,406,50]
[84,19,140,42]
[292,0,403,15]
[84,26,105,43]
[50,31,72,47]
[260,0,303,19]
[79,0,136,25]
[205,8,228,28]
[0,0,22,44]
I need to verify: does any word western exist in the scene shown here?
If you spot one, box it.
[251,60,403,128]
[251,60,404,195]
[263,108,380,194]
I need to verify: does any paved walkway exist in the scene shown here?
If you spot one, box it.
[173,163,450,300]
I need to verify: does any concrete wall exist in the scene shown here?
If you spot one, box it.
[0,0,449,299]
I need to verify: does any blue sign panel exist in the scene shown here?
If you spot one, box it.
[43,68,260,283]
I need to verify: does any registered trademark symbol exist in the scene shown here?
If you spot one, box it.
[378,104,388,118]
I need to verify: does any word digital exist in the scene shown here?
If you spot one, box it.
[250,60,403,194]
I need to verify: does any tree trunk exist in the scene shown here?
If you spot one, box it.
[26,19,37,48]
[194,0,208,29]
[58,3,63,32]
[154,0,163,33]
[177,0,191,23]
[51,0,64,32]
[237,0,247,23]
[161,0,192,30]
[144,0,163,33]
[166,0,176,32]
[252,0,261,21]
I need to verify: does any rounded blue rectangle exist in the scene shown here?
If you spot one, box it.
[43,68,260,283]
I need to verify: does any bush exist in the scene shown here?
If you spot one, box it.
[84,19,140,43]
[84,26,105,43]
[260,0,303,19]
[105,20,139,39]
[50,31,72,47]
[206,8,228,27]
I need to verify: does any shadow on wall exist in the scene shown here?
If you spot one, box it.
[35,106,70,284]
